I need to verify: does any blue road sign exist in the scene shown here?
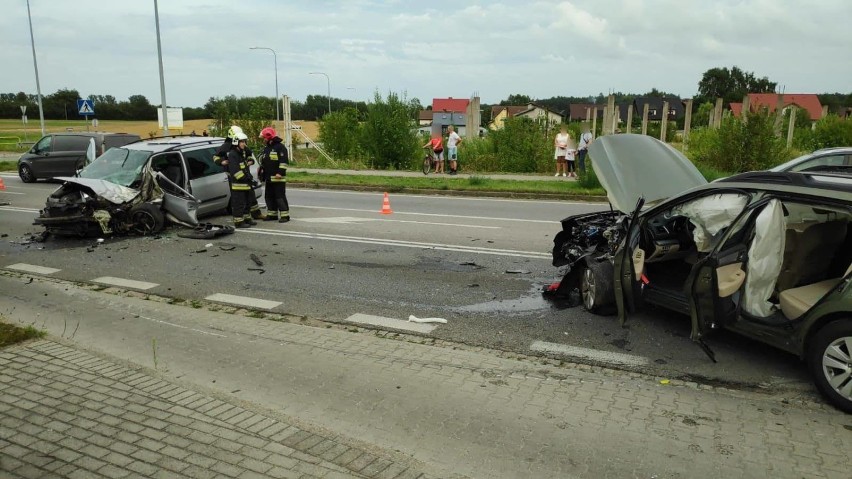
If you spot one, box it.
[77,99,95,116]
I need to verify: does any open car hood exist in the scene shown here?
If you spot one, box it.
[54,177,140,204]
[588,134,707,213]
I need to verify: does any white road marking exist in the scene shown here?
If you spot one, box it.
[0,191,24,195]
[295,187,606,206]
[204,293,282,310]
[295,204,559,225]
[6,263,61,275]
[239,227,551,259]
[296,215,500,229]
[93,276,159,291]
[530,341,651,367]
[344,313,438,334]
[137,314,228,338]
[0,206,40,213]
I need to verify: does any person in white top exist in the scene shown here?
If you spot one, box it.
[446,125,462,175]
[577,124,593,175]
[554,125,570,177]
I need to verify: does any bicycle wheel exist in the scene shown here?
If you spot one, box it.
[422,155,432,175]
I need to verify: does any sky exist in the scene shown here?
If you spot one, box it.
[2,0,851,108]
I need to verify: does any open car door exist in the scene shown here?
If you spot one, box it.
[155,173,200,226]
[613,198,645,326]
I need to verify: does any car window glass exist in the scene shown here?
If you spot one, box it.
[149,153,186,191]
[184,147,221,180]
[54,136,88,151]
[79,148,152,187]
[792,155,845,172]
[666,193,750,253]
[34,136,52,153]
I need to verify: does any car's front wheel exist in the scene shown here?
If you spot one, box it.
[129,203,165,236]
[581,261,615,314]
[808,320,852,414]
[19,164,36,183]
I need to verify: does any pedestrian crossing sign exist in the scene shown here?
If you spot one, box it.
[77,99,95,116]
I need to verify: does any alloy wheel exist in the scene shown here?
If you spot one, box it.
[822,336,852,401]
[582,267,596,310]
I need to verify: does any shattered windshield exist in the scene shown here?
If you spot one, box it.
[79,148,153,187]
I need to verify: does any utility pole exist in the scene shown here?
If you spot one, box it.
[26,0,45,136]
[154,0,169,135]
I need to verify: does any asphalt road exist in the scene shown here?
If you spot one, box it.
[0,173,814,397]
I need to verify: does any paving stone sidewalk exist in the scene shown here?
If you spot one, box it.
[0,340,434,479]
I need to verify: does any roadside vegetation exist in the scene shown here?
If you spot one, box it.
[0,319,46,348]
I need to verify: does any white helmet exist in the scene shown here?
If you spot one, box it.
[227,125,248,143]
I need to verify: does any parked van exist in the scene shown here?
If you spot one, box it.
[17,132,141,183]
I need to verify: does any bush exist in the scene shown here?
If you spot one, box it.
[686,110,793,173]
[489,117,552,173]
[794,114,852,151]
[319,108,362,159]
[645,121,677,142]
[361,91,420,170]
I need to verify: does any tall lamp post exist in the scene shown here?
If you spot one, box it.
[153,0,169,135]
[26,0,45,135]
[309,72,331,115]
[250,47,280,122]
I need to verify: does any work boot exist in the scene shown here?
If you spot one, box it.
[278,211,290,223]
[264,210,278,221]
[235,220,250,229]
[244,216,257,226]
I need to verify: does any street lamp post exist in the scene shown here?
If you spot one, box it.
[250,47,280,122]
[309,72,331,115]
[153,0,169,135]
[26,0,45,136]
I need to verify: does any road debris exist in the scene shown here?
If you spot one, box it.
[505,269,531,274]
[250,254,264,266]
[204,243,213,248]
[219,246,236,251]
[194,248,207,253]
[467,283,480,288]
[247,268,266,274]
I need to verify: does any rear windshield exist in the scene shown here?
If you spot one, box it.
[79,147,153,187]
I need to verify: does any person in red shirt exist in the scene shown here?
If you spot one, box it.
[422,135,445,173]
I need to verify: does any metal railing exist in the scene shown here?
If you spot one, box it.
[291,125,335,166]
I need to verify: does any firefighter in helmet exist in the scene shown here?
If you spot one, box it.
[259,127,290,223]
[226,126,257,228]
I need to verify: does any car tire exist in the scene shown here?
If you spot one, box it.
[19,164,36,183]
[129,203,165,236]
[581,260,615,314]
[807,320,852,414]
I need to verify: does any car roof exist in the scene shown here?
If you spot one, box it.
[45,132,138,138]
[712,171,852,199]
[770,146,852,172]
[122,136,225,153]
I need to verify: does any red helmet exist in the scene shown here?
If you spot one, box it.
[259,127,277,141]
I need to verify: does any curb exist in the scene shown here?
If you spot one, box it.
[288,181,608,202]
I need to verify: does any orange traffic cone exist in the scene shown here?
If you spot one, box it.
[0,177,5,191]
[380,192,393,215]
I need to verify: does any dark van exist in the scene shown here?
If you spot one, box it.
[17,132,141,183]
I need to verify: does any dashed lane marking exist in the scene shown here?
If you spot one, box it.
[530,341,651,367]
[0,191,24,195]
[6,263,61,275]
[92,276,159,291]
[344,313,439,334]
[294,204,559,224]
[204,293,282,310]
[0,206,40,213]
[296,215,500,229]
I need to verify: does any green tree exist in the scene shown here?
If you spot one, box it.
[319,107,361,159]
[501,94,532,106]
[361,90,419,169]
[696,66,776,106]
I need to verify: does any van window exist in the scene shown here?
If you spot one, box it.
[33,135,52,154]
[103,135,139,150]
[54,136,89,151]
[184,147,222,180]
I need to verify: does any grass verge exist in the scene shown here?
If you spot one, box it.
[287,172,606,198]
[0,319,46,348]
[0,160,17,171]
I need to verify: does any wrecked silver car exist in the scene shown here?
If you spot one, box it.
[34,136,260,237]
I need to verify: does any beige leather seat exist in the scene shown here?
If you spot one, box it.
[776,221,847,291]
[779,262,852,320]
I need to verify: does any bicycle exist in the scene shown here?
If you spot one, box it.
[422,146,444,175]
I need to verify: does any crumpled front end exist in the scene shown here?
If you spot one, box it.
[552,211,625,268]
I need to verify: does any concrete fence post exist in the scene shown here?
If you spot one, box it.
[641,103,649,135]
[683,99,693,151]
[774,94,785,137]
[660,101,669,141]
[787,106,797,147]
[713,98,723,129]
[741,94,750,124]
[626,104,634,134]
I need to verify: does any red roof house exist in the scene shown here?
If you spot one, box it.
[731,93,824,120]
[432,97,470,113]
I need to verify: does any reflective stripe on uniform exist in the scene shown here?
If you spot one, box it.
[231,184,251,191]
[234,171,245,179]
[270,177,286,183]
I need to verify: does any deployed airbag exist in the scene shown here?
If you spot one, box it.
[743,200,786,317]
[674,193,748,252]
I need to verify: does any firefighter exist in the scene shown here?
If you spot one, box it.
[259,127,290,223]
[226,127,256,228]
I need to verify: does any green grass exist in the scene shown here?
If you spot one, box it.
[287,172,606,197]
[0,320,46,348]
[0,160,16,171]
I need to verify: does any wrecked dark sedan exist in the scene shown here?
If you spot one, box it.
[34,136,261,237]
[550,134,852,413]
